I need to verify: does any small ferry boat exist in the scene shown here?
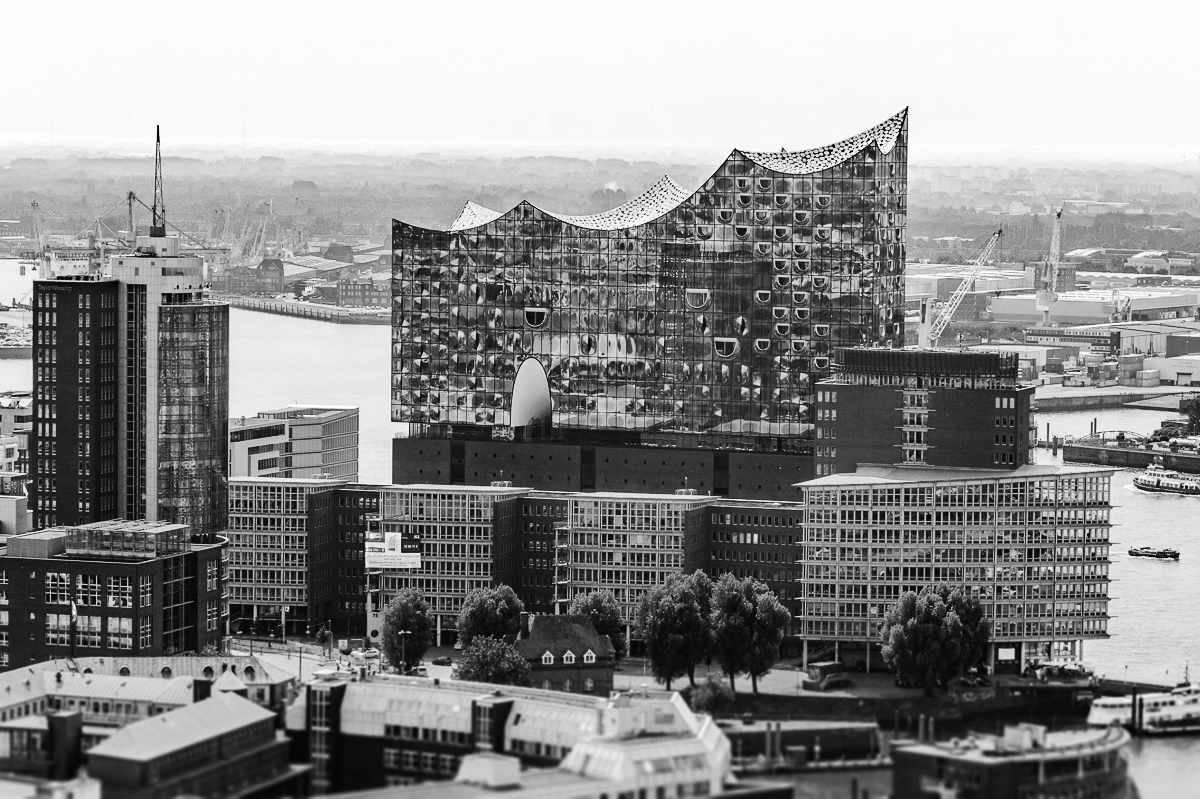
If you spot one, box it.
[1132,459,1200,495]
[1087,677,1200,727]
[1129,546,1180,560]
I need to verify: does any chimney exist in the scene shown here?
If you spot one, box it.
[519,612,530,638]
[193,678,212,703]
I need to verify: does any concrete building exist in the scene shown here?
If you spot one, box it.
[813,348,1036,477]
[0,520,226,668]
[86,691,309,799]
[229,406,359,481]
[226,477,349,638]
[1026,319,1200,357]
[796,463,1113,673]
[29,141,229,536]
[210,258,285,296]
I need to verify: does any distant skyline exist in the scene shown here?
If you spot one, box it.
[5,0,1200,168]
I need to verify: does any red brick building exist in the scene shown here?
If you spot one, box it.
[512,614,615,696]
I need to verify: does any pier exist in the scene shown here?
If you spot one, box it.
[220,295,388,325]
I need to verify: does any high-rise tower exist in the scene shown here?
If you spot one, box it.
[30,129,230,536]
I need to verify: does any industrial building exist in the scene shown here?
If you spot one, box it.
[1026,319,1200,357]
[392,110,910,500]
[990,289,1198,326]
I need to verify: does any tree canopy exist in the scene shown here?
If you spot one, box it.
[380,588,435,672]
[880,584,992,696]
[747,587,791,693]
[452,636,531,686]
[710,574,758,693]
[569,589,627,661]
[456,584,524,647]
[638,570,713,689]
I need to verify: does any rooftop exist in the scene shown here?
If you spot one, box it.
[798,462,1115,488]
[87,691,275,763]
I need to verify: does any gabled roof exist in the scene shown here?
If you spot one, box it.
[514,615,615,662]
[87,691,275,763]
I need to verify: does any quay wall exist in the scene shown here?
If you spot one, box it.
[1035,390,1189,410]
[220,295,389,325]
[1062,443,1200,473]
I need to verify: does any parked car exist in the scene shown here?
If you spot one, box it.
[431,656,452,666]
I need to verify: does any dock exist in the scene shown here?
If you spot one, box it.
[1061,441,1200,473]
[1034,383,1194,411]
[221,295,388,325]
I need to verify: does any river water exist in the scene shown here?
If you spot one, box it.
[0,260,1194,794]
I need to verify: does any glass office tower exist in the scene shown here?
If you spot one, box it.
[393,109,908,450]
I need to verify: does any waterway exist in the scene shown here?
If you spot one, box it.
[0,259,1195,794]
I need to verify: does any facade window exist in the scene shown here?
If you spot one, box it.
[0,611,7,626]
[583,649,596,664]
[106,617,132,649]
[45,614,71,646]
[76,575,102,607]
[76,616,101,648]
[541,651,554,665]
[107,576,133,608]
[542,680,552,691]
[383,748,401,769]
[562,650,575,665]
[140,575,153,608]
[207,560,218,591]
[139,617,152,648]
[563,679,572,692]
[45,573,70,605]
[207,600,218,632]
[584,678,595,692]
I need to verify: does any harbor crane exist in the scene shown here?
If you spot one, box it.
[918,228,1004,349]
[1037,208,1064,326]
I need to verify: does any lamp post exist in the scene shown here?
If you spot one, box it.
[398,629,411,673]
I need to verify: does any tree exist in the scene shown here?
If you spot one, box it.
[452,636,530,685]
[569,589,627,661]
[880,584,992,697]
[710,574,756,693]
[689,675,735,715]
[638,570,713,689]
[456,584,524,648]
[747,586,791,694]
[380,589,435,672]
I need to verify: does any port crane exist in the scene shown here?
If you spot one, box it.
[918,228,1004,349]
[1037,208,1064,326]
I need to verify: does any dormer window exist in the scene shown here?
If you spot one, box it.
[541,651,554,665]
[583,650,596,664]
[563,651,576,665]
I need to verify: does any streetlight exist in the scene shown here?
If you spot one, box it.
[398,629,411,673]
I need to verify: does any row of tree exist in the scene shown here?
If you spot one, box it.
[638,571,789,694]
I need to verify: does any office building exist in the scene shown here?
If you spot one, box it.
[0,519,226,667]
[286,672,758,797]
[0,391,32,476]
[86,691,310,799]
[892,724,1133,799]
[229,405,359,481]
[227,477,345,637]
[30,132,230,536]
[813,348,1036,476]
[795,463,1113,673]
[392,110,909,500]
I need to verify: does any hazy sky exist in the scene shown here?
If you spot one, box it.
[6,0,1199,164]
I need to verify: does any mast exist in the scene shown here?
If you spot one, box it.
[150,125,167,237]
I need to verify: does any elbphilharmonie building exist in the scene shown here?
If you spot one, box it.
[391,110,908,497]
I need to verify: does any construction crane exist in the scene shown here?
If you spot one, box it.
[918,228,1004,349]
[1037,208,1064,326]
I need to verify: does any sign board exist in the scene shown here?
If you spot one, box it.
[365,531,422,570]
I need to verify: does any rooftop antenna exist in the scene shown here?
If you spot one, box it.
[150,125,166,237]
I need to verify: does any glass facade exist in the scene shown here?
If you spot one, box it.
[393,110,908,445]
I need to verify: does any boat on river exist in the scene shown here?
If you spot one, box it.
[1132,459,1200,494]
[1129,546,1180,560]
[1087,682,1200,727]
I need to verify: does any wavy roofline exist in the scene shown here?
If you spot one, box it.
[408,107,908,235]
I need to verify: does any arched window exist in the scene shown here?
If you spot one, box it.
[542,680,552,691]
[563,679,572,693]
[160,666,172,679]
[583,650,596,664]
[118,667,130,677]
[584,678,595,692]
[202,666,214,680]
[562,651,575,665]
[243,666,255,682]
